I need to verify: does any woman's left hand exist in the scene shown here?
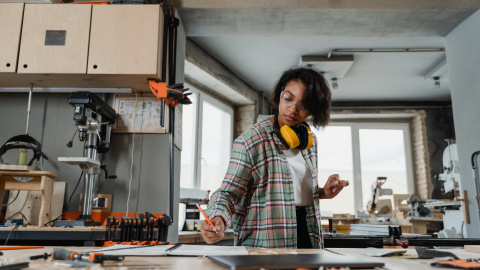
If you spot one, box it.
[320,174,349,199]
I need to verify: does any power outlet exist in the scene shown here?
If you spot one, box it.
[79,193,112,212]
[92,197,107,208]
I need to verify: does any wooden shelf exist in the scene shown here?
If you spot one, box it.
[0,4,165,93]
[0,3,23,73]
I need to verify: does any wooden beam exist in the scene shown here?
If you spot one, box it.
[168,0,480,9]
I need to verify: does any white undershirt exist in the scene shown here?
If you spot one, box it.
[283,148,313,206]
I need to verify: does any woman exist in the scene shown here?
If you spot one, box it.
[200,67,349,249]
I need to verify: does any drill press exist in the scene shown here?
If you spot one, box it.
[55,92,116,227]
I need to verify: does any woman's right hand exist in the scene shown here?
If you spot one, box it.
[200,216,226,244]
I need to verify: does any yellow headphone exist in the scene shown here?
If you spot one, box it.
[274,114,313,150]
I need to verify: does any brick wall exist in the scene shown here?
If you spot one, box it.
[410,113,432,200]
[234,104,257,139]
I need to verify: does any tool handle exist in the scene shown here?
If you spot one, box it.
[395,239,409,248]
[53,248,78,260]
[28,252,49,260]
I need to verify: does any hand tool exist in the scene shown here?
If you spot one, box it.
[53,247,78,260]
[147,213,158,243]
[130,217,136,242]
[120,216,127,242]
[113,216,119,242]
[135,217,141,241]
[78,253,125,263]
[395,239,409,249]
[103,216,116,247]
[138,213,146,242]
[123,217,129,243]
[0,262,29,270]
[105,216,113,241]
[157,216,166,243]
[53,248,124,263]
[158,214,172,243]
[29,252,51,260]
[145,212,154,241]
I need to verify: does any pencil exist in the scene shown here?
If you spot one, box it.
[195,203,214,226]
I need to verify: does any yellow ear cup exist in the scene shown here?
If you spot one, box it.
[280,125,300,149]
[305,125,313,150]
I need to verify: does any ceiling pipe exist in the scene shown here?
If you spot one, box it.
[327,48,445,58]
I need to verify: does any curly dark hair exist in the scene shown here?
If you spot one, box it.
[269,67,331,128]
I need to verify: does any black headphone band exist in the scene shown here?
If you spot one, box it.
[273,114,312,150]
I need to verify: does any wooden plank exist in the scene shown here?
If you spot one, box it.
[5,182,65,226]
[0,73,153,92]
[88,5,163,78]
[465,245,480,254]
[0,3,23,73]
[0,177,42,191]
[0,165,33,171]
[0,170,57,178]
[18,4,91,74]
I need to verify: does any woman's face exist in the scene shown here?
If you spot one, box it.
[277,80,310,128]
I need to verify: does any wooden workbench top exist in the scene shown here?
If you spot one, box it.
[0,245,477,269]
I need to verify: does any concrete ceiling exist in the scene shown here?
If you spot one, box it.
[175,1,480,103]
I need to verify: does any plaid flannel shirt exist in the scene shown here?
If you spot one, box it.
[207,115,323,249]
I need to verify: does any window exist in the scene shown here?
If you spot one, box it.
[180,91,197,189]
[199,100,233,192]
[311,122,414,215]
[314,126,355,215]
[180,85,234,191]
[358,128,410,207]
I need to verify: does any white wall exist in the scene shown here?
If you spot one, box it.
[445,10,480,237]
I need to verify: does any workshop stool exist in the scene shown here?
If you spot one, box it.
[0,170,57,226]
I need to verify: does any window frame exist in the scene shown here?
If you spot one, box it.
[317,121,415,215]
[181,84,234,190]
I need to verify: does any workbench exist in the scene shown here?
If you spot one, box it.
[1,246,477,269]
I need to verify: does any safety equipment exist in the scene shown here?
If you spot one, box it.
[274,114,313,150]
[0,135,48,166]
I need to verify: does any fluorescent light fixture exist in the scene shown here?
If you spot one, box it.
[299,55,354,79]
[0,87,132,93]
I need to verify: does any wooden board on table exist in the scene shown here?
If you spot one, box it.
[465,245,480,254]
[0,165,33,171]
[5,182,65,225]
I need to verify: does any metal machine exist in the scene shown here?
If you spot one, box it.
[406,194,430,218]
[179,188,209,231]
[426,139,464,238]
[438,139,461,195]
[366,177,393,215]
[55,92,116,227]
